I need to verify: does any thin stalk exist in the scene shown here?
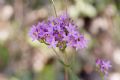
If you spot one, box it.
[64,0,68,14]
[49,0,57,17]
[52,48,61,60]
[53,48,69,80]
[100,72,104,80]
[52,48,66,66]
[64,67,68,80]
[63,51,69,80]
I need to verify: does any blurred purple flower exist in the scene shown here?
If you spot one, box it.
[96,59,112,78]
[29,25,39,41]
[102,60,112,70]
[96,59,101,66]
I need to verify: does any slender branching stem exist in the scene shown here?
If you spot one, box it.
[65,0,68,14]
[64,67,69,80]
[52,47,60,58]
[64,51,69,80]
[52,48,65,65]
[49,0,57,17]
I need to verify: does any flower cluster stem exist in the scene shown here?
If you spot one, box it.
[64,50,69,80]
[64,67,69,80]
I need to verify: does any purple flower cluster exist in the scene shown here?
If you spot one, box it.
[29,13,87,50]
[96,59,112,76]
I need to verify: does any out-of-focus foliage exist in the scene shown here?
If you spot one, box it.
[0,45,9,70]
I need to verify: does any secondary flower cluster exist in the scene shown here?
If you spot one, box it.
[96,59,112,76]
[29,13,87,50]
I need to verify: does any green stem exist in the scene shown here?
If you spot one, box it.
[100,72,104,80]
[52,48,65,64]
[49,0,57,17]
[64,67,69,80]
[52,48,60,58]
[63,50,69,80]
[52,48,70,66]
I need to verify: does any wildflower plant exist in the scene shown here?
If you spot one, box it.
[28,0,112,80]
[96,59,112,80]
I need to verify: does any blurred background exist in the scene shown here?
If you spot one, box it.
[0,0,120,80]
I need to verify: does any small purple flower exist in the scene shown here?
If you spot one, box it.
[59,13,68,21]
[75,35,87,50]
[45,34,53,44]
[102,60,112,70]
[49,38,58,48]
[66,35,76,47]
[96,58,102,66]
[29,25,39,41]
[96,59,112,79]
